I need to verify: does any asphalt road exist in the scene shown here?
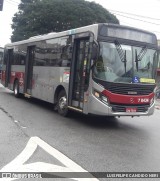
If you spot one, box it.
[0,84,160,181]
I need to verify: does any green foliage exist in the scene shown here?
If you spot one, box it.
[11,0,119,42]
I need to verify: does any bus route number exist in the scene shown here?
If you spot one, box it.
[138,98,149,103]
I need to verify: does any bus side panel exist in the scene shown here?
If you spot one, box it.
[1,65,6,86]
[31,66,69,103]
[9,65,25,93]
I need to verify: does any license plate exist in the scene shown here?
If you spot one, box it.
[126,107,137,112]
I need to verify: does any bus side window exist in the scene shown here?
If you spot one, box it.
[3,49,8,65]
[34,42,46,66]
[20,55,25,65]
[61,59,71,67]
[19,45,27,65]
[12,45,26,65]
[0,51,3,65]
[59,36,72,67]
[13,52,19,65]
[45,38,59,66]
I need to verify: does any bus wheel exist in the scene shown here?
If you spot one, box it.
[14,80,20,98]
[57,90,68,116]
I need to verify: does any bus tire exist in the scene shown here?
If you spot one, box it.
[57,90,68,116]
[14,80,20,98]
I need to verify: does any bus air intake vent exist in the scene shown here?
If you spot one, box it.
[93,79,155,96]
[107,84,154,95]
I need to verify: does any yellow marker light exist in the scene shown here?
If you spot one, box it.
[101,95,108,104]
[94,91,100,98]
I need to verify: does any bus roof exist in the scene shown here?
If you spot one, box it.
[5,23,157,47]
[5,24,99,47]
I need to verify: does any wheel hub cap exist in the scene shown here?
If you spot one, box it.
[59,96,67,110]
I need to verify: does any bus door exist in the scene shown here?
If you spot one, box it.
[68,33,93,112]
[24,46,35,95]
[5,49,13,87]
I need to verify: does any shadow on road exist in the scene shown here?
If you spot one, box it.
[1,91,142,132]
[6,92,121,128]
[24,96,139,132]
[68,111,119,128]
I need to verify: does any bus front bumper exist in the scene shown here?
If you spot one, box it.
[88,95,155,117]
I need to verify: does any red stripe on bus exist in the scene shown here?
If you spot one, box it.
[1,70,5,82]
[102,89,154,105]
[10,71,25,86]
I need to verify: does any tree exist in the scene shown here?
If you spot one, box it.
[11,0,119,42]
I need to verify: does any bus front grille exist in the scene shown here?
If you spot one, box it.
[107,84,154,95]
[93,78,155,95]
[111,104,149,112]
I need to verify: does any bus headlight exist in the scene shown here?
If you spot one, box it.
[101,95,109,104]
[93,90,109,105]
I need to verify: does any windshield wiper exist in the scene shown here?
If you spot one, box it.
[114,40,127,73]
[135,46,147,71]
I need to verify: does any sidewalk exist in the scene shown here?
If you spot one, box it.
[155,98,160,110]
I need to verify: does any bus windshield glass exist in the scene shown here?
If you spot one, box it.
[93,42,157,83]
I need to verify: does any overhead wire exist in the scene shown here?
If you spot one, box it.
[7,0,20,5]
[110,9,160,36]
[3,0,160,36]
[5,0,18,6]
[109,9,160,21]
[5,0,19,6]
[10,0,20,4]
[112,12,160,26]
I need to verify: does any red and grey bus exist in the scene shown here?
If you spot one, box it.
[0,23,159,117]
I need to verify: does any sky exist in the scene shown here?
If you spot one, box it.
[0,0,160,47]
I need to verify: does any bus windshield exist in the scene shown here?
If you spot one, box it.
[93,42,157,83]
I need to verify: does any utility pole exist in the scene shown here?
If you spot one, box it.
[0,0,4,11]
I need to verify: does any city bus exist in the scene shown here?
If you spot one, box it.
[156,44,160,98]
[0,23,159,117]
[0,47,4,79]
